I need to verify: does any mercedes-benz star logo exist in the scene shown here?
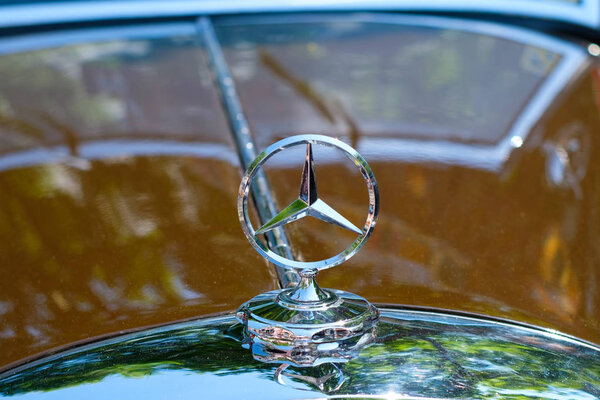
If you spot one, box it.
[238,135,379,271]
[255,141,362,236]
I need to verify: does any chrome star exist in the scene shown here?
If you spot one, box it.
[238,134,378,271]
[256,143,362,236]
[236,135,380,366]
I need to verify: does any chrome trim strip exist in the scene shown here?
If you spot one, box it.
[0,0,597,30]
[198,16,298,288]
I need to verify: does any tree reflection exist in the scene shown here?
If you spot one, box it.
[0,29,272,367]
[1,315,599,399]
[0,156,273,366]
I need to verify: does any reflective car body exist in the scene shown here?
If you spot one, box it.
[1,1,600,398]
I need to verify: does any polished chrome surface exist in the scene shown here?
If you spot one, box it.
[237,134,380,365]
[1,309,600,399]
[198,17,298,288]
[238,134,379,271]
[256,142,362,236]
[237,286,379,367]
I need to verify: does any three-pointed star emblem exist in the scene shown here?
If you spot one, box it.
[255,142,362,236]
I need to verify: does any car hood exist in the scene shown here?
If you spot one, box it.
[0,12,599,376]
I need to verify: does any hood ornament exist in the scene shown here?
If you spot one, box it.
[236,134,379,367]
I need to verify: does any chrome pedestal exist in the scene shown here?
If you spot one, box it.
[236,271,379,367]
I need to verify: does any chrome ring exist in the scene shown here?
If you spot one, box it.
[238,134,379,272]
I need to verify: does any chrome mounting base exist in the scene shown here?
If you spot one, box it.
[236,271,379,367]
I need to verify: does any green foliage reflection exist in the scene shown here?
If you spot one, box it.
[1,314,600,399]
